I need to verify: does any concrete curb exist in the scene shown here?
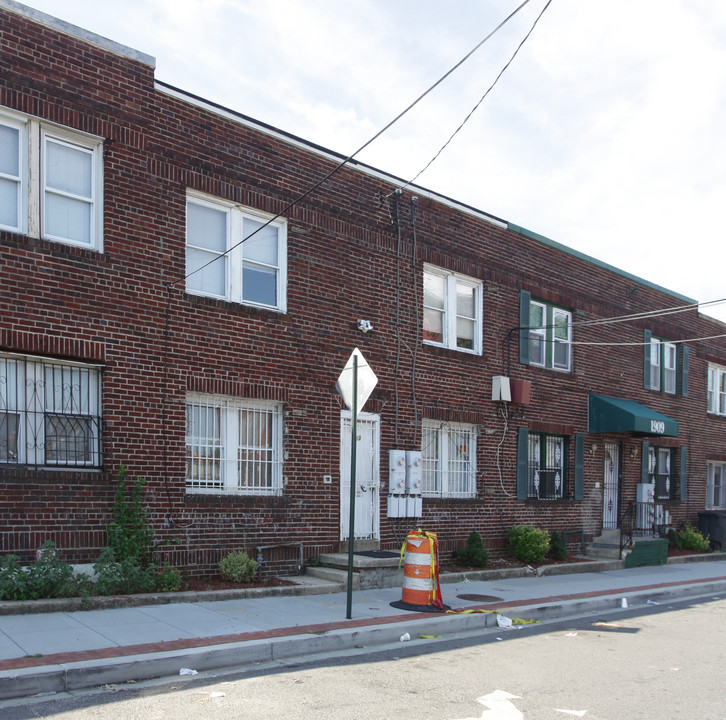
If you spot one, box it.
[2,577,725,701]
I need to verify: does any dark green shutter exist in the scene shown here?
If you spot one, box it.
[641,440,650,483]
[519,290,531,365]
[516,427,529,500]
[643,329,652,389]
[680,446,688,501]
[574,434,584,501]
[681,346,690,397]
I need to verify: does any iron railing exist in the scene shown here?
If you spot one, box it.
[619,501,668,554]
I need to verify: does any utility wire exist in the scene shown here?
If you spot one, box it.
[572,297,726,329]
[526,297,726,335]
[397,0,554,194]
[178,0,535,287]
[570,333,726,347]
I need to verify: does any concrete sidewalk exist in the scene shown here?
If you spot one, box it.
[1,557,725,701]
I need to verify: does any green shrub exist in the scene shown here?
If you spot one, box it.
[667,527,681,549]
[0,542,90,601]
[676,523,711,552]
[155,562,182,593]
[24,542,80,599]
[456,531,489,568]
[508,525,550,563]
[0,555,30,600]
[548,530,567,561]
[107,466,153,565]
[93,548,158,595]
[219,551,258,583]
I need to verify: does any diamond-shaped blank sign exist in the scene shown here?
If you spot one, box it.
[336,348,377,415]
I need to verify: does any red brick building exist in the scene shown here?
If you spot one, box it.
[2,1,725,575]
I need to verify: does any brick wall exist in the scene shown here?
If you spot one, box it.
[1,5,725,576]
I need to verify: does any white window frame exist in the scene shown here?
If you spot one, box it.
[422,265,483,354]
[707,462,726,510]
[0,107,103,250]
[0,353,102,467]
[185,192,288,312]
[421,420,477,498]
[708,364,726,416]
[529,301,572,372]
[649,338,677,395]
[185,393,284,496]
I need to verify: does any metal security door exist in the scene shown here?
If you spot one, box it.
[602,442,620,529]
[340,411,380,541]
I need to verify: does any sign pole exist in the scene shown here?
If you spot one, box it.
[335,348,376,620]
[346,354,358,620]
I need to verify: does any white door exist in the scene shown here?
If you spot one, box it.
[340,411,380,541]
[603,442,620,529]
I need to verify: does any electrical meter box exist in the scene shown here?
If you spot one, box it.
[405,450,423,495]
[388,449,406,495]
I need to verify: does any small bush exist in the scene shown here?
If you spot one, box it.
[456,531,489,568]
[548,530,567,561]
[508,525,550,563]
[93,548,158,595]
[219,551,258,583]
[0,555,31,601]
[676,523,711,552]
[155,562,182,593]
[0,542,90,601]
[667,527,681,549]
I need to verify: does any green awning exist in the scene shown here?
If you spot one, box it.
[588,394,679,437]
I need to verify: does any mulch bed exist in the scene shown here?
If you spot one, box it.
[182,576,296,592]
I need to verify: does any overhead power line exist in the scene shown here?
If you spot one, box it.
[178,0,535,287]
[397,0,554,193]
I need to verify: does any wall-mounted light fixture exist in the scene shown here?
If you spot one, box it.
[590,443,597,456]
[630,446,638,459]
[357,319,374,333]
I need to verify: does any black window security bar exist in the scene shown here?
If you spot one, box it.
[0,355,102,468]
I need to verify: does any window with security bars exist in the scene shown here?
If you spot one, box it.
[185,394,283,495]
[0,355,102,467]
[421,421,477,498]
[528,434,567,499]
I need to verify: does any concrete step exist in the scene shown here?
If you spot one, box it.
[307,552,403,590]
[305,566,360,590]
[317,552,401,570]
[586,545,624,560]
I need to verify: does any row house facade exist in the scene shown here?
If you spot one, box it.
[1,1,725,575]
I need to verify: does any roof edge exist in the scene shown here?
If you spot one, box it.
[509,223,697,306]
[0,0,156,68]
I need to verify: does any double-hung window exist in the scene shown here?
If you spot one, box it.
[643,331,688,395]
[186,193,287,312]
[0,107,103,249]
[707,462,726,510]
[423,265,483,354]
[648,339,676,394]
[708,364,726,415]
[519,292,571,371]
[421,421,477,497]
[186,394,284,496]
[0,354,102,467]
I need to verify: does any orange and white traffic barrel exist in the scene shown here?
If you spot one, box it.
[390,529,448,612]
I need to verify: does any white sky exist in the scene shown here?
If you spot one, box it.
[18,0,726,323]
